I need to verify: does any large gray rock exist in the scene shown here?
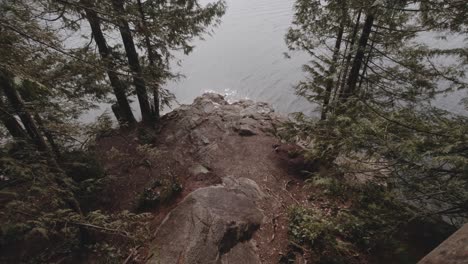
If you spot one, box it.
[237,118,258,136]
[418,224,468,264]
[166,93,285,141]
[147,177,264,264]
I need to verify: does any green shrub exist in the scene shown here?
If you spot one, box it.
[137,127,158,145]
[289,207,351,264]
[289,207,333,245]
[137,179,183,211]
[308,176,353,201]
[289,179,418,263]
[61,150,105,182]
[0,144,150,262]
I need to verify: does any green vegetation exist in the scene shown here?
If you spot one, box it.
[286,0,467,223]
[0,0,225,261]
[285,0,467,261]
[1,0,466,262]
[289,177,453,263]
[138,178,183,211]
[0,142,152,262]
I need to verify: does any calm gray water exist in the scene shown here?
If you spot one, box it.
[81,0,466,122]
[166,0,311,114]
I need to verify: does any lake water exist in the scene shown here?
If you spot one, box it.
[165,0,312,115]
[82,0,466,122]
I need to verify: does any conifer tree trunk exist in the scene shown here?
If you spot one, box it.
[0,70,49,152]
[15,84,62,157]
[111,0,153,124]
[321,15,345,120]
[0,95,28,139]
[338,9,362,97]
[33,113,61,158]
[137,0,161,122]
[357,36,376,91]
[82,1,136,126]
[341,12,375,101]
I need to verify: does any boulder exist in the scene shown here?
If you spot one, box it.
[220,241,260,264]
[147,177,264,264]
[237,118,259,136]
[169,93,284,139]
[418,224,468,264]
[240,102,274,120]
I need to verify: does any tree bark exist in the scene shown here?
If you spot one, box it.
[112,0,153,124]
[33,113,61,158]
[357,36,376,91]
[338,9,362,98]
[0,95,28,139]
[82,1,136,126]
[341,12,375,101]
[321,9,345,120]
[137,0,161,123]
[0,70,49,152]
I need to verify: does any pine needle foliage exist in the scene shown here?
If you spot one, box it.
[289,178,454,263]
[287,0,468,223]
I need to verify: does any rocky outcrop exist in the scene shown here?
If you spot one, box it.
[125,93,305,263]
[99,93,457,264]
[147,177,265,264]
[162,93,285,146]
[418,224,468,264]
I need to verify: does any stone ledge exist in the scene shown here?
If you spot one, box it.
[418,224,468,264]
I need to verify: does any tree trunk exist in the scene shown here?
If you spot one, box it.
[16,84,62,158]
[333,28,352,103]
[0,70,49,152]
[338,9,362,98]
[112,0,153,124]
[82,1,136,126]
[33,113,61,158]
[0,95,28,139]
[341,12,375,101]
[137,0,161,122]
[357,36,376,92]
[321,17,345,120]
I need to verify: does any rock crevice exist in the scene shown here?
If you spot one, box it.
[147,177,264,264]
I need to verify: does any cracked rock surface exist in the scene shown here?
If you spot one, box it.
[147,177,264,264]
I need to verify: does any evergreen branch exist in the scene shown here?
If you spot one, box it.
[69,221,133,238]
[373,24,427,34]
[0,21,135,82]
[358,98,451,138]
[427,59,467,87]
